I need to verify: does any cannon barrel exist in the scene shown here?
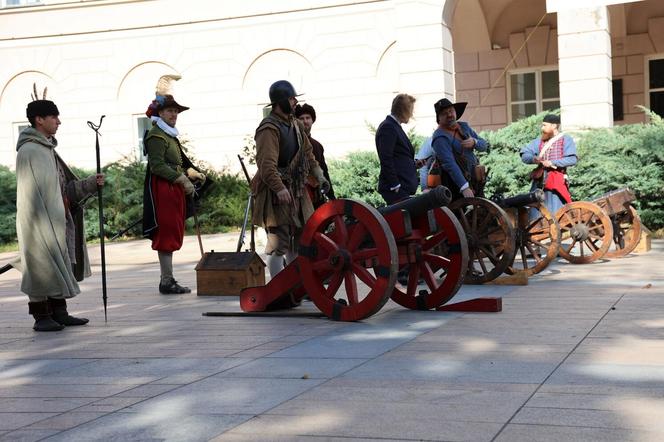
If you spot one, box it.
[493,189,544,208]
[379,185,452,217]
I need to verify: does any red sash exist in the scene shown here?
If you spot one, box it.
[544,170,572,203]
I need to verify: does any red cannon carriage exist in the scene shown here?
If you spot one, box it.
[240,186,469,321]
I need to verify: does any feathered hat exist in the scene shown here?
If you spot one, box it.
[26,83,59,121]
[145,74,189,117]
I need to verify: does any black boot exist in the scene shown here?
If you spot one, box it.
[159,277,191,294]
[28,301,65,332]
[48,297,89,326]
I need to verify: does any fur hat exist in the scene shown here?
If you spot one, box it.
[294,103,316,122]
[26,100,59,120]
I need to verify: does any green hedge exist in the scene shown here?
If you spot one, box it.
[0,165,17,244]
[478,110,664,229]
[2,113,663,246]
[0,158,248,245]
[328,110,664,230]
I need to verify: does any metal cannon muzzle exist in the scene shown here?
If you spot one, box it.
[494,189,544,208]
[379,185,452,216]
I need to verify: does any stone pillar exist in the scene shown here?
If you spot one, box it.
[393,0,453,126]
[555,5,613,129]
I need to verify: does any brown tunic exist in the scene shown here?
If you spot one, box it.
[251,112,320,229]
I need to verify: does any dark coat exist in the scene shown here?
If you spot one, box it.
[375,115,418,200]
[309,136,335,200]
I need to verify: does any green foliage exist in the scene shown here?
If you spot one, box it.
[0,165,17,243]
[572,119,664,229]
[328,151,385,208]
[191,167,248,234]
[0,158,250,245]
[479,109,664,229]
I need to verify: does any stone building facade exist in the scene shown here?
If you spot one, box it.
[0,0,662,169]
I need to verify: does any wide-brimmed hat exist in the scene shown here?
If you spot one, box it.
[145,94,189,117]
[434,98,467,119]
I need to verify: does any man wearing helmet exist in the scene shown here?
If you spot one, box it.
[252,80,330,278]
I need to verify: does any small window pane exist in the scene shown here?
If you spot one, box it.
[649,59,664,89]
[137,117,151,161]
[542,71,559,99]
[511,102,537,121]
[510,73,536,101]
[650,91,664,118]
[542,101,560,111]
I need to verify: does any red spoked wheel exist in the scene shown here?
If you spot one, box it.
[448,197,516,284]
[298,199,398,321]
[556,201,613,264]
[390,207,468,310]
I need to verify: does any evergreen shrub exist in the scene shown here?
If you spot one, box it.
[478,109,664,229]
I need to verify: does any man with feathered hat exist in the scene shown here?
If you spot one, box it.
[142,92,205,294]
[15,95,104,331]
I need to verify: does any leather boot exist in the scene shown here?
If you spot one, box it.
[28,301,64,332]
[48,297,89,326]
[159,277,191,294]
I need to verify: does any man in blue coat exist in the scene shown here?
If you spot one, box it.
[375,94,419,204]
[431,98,488,200]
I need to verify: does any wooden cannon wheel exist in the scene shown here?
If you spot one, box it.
[555,201,614,264]
[605,205,642,258]
[390,206,469,310]
[298,199,398,321]
[448,197,516,284]
[505,204,561,276]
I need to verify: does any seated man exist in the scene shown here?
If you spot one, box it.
[430,98,488,200]
[520,114,577,215]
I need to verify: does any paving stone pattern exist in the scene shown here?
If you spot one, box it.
[0,234,662,441]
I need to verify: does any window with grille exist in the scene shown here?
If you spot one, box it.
[508,68,560,122]
[646,56,664,118]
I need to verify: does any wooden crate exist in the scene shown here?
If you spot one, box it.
[195,251,265,296]
[634,225,652,253]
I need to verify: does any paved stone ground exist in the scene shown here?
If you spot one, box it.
[0,234,662,442]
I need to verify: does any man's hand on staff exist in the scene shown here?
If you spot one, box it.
[95,173,105,186]
[276,188,292,205]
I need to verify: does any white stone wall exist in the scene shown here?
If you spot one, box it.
[0,0,454,171]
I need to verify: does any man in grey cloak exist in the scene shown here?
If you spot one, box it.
[15,99,104,331]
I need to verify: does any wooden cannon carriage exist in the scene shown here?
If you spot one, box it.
[446,187,642,281]
[555,187,642,263]
[240,186,470,321]
[445,190,561,284]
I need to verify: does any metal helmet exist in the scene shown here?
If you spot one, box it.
[269,80,298,113]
